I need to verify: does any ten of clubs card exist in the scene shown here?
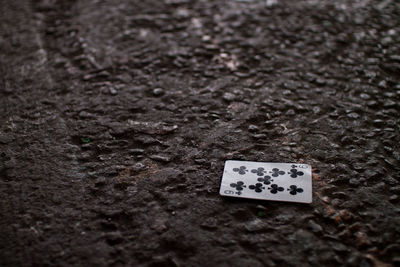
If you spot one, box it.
[219,160,312,203]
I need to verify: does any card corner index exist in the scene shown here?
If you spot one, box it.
[303,163,312,169]
[219,188,236,197]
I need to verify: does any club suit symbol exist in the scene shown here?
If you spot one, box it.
[249,183,265,193]
[288,168,304,178]
[270,168,285,177]
[268,184,284,194]
[288,185,303,195]
[233,166,248,175]
[251,167,266,176]
[257,175,273,185]
[230,181,246,195]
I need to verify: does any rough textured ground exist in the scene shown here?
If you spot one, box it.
[0,0,399,266]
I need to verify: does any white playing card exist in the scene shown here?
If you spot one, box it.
[219,160,312,203]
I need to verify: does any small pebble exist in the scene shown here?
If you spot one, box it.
[331,198,342,207]
[248,125,259,132]
[389,195,399,203]
[151,219,168,234]
[355,231,371,247]
[286,109,295,115]
[0,134,13,144]
[132,162,147,172]
[94,177,107,186]
[359,93,370,100]
[378,80,387,88]
[244,219,266,232]
[389,186,400,194]
[109,87,118,95]
[347,112,360,119]
[256,205,267,211]
[252,134,267,139]
[308,220,323,234]
[200,218,218,230]
[383,100,396,108]
[153,88,165,96]
[149,155,171,162]
[223,92,235,101]
[346,253,362,266]
[349,178,360,187]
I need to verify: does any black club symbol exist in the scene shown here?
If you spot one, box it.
[270,168,285,177]
[288,168,304,178]
[257,175,273,185]
[288,185,304,195]
[268,184,284,194]
[230,181,246,191]
[249,183,265,193]
[251,167,266,176]
[233,166,248,175]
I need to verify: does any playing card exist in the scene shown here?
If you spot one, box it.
[219,160,312,203]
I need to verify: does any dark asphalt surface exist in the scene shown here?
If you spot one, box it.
[0,0,399,266]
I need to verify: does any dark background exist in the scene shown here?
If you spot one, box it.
[0,0,399,266]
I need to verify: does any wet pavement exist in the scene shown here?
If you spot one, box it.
[0,0,399,266]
